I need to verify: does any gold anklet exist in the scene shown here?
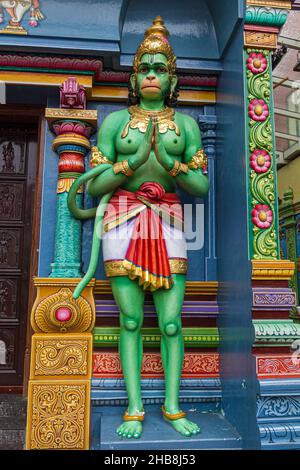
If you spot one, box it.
[161,406,186,421]
[123,410,145,422]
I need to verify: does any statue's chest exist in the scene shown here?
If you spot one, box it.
[116,123,185,156]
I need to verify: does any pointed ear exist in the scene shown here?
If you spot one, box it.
[130,73,137,91]
[170,75,178,94]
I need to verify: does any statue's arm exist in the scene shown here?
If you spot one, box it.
[175,115,209,197]
[87,112,128,197]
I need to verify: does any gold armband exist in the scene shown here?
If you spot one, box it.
[113,159,134,177]
[90,146,113,168]
[187,148,208,174]
[169,160,189,177]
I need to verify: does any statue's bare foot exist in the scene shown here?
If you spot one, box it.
[165,417,201,437]
[116,421,143,439]
[162,406,201,437]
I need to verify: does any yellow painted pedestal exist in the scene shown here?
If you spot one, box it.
[26,278,95,450]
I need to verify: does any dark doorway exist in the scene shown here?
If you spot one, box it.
[0,120,38,387]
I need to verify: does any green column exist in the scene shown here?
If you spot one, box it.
[45,108,97,278]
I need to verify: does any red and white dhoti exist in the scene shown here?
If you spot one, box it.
[102,182,187,291]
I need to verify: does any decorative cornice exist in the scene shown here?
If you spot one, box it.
[252,260,295,280]
[245,6,289,27]
[0,54,103,80]
[246,0,292,9]
[256,354,300,378]
[94,280,219,296]
[244,4,290,50]
[0,53,217,88]
[92,352,220,378]
[253,288,296,308]
[260,423,300,448]
[33,277,95,288]
[45,108,98,127]
[257,396,300,419]
[0,53,217,105]
[254,320,300,344]
[93,327,219,347]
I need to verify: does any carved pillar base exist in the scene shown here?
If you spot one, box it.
[25,278,95,450]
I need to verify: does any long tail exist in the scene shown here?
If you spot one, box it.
[67,163,112,220]
[72,191,112,299]
[67,164,113,298]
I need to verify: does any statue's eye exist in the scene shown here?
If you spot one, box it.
[139,66,149,74]
[156,67,167,73]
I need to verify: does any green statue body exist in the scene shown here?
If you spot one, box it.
[68,17,209,439]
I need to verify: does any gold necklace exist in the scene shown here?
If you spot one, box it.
[121,105,180,138]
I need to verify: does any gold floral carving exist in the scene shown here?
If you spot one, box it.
[57,178,83,194]
[31,334,92,378]
[26,381,90,450]
[244,31,277,49]
[31,287,94,333]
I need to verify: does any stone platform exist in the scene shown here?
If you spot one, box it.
[91,404,242,450]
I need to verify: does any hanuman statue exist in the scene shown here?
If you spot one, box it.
[68,16,209,439]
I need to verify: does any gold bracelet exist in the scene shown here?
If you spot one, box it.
[90,146,114,168]
[169,160,189,177]
[113,159,134,177]
[187,148,208,174]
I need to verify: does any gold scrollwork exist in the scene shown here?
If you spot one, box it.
[26,381,90,450]
[32,287,94,333]
[32,337,90,377]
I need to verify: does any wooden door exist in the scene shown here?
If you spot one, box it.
[0,123,37,386]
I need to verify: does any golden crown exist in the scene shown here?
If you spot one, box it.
[133,16,176,76]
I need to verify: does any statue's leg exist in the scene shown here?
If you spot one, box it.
[153,274,201,437]
[110,276,145,439]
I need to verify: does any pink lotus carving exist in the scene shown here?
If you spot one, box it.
[248,99,269,122]
[250,149,271,173]
[247,52,268,74]
[252,204,273,229]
